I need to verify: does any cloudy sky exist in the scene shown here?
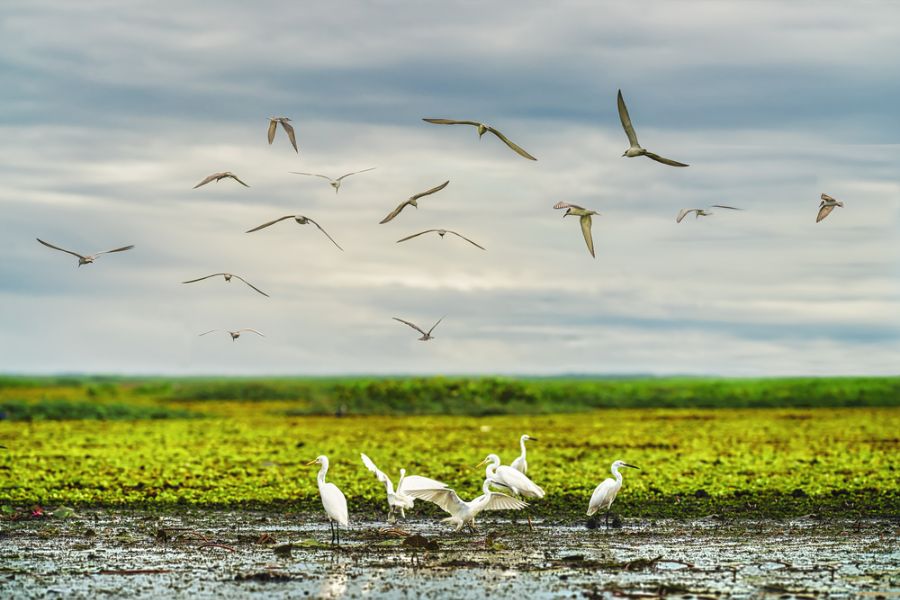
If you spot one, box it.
[1,1,898,376]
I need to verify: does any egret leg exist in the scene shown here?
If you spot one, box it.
[527,514,534,531]
[329,520,335,544]
[336,523,341,546]
[400,507,406,519]
[388,506,395,523]
[605,510,610,529]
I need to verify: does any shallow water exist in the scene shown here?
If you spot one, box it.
[1,510,897,599]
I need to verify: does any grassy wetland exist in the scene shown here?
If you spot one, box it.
[1,376,897,598]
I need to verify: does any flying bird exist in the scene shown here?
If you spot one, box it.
[817,193,844,223]
[193,172,250,189]
[307,455,349,545]
[360,453,448,521]
[267,117,298,153]
[198,329,265,341]
[676,205,742,223]
[290,168,376,193]
[181,273,269,297]
[393,316,444,341]
[422,119,537,161]
[245,215,343,250]
[553,202,599,258]
[617,90,688,167]
[406,478,528,532]
[396,229,485,250]
[36,238,134,267]
[379,180,449,224]
[510,434,538,475]
[587,460,640,528]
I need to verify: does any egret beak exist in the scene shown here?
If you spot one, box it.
[622,463,640,470]
[305,459,318,466]
[529,437,539,442]
[621,151,627,157]
[475,457,489,468]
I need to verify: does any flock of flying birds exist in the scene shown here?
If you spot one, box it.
[34,88,846,340]
[309,435,634,544]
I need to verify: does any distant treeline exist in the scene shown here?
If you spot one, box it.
[1,375,896,415]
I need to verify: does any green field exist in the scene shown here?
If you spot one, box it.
[1,376,897,519]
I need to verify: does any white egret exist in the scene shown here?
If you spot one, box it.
[307,455,349,545]
[510,434,538,474]
[359,453,447,521]
[479,453,544,529]
[407,478,528,532]
[587,460,640,527]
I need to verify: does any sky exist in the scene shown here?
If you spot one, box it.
[0,0,898,376]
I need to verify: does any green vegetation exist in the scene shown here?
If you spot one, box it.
[2,375,895,415]
[0,399,199,421]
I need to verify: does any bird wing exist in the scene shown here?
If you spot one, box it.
[335,167,376,181]
[236,328,265,337]
[446,230,486,250]
[580,215,595,258]
[290,172,333,181]
[398,475,447,493]
[711,205,742,210]
[587,478,618,515]
[617,89,640,148]
[267,120,277,145]
[306,217,344,251]
[644,151,689,167]
[198,329,219,336]
[245,215,296,233]
[94,245,135,256]
[422,118,481,126]
[816,204,835,223]
[182,273,225,284]
[227,173,251,187]
[379,200,410,224]
[496,466,545,498]
[36,238,86,260]
[411,180,450,201]
[279,120,299,153]
[483,492,529,512]
[396,230,438,243]
[553,201,583,211]
[231,275,270,297]
[426,316,445,335]
[193,173,221,189]
[676,209,696,223]
[486,126,537,160]
[393,317,427,336]
[321,482,349,526]
[821,193,836,202]
[360,453,394,494]
[405,488,465,516]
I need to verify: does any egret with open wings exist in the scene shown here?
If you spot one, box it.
[407,478,528,532]
[360,453,447,521]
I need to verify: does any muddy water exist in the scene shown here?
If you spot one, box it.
[1,510,897,598]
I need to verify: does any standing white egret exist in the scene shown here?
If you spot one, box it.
[359,453,447,521]
[587,460,640,528]
[478,453,544,529]
[510,434,538,474]
[407,478,528,532]
[307,455,349,545]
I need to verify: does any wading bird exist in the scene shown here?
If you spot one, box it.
[422,119,537,161]
[267,117,298,153]
[245,214,343,250]
[198,329,265,341]
[290,168,376,193]
[407,478,528,532]
[510,434,538,474]
[308,455,349,545]
[192,171,249,189]
[379,181,450,224]
[393,316,444,341]
[360,453,448,521]
[587,460,640,528]
[36,238,134,267]
[553,202,599,258]
[181,273,269,297]
[817,193,844,223]
[396,229,485,250]
[617,90,688,167]
[676,205,742,223]
[479,453,544,529]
